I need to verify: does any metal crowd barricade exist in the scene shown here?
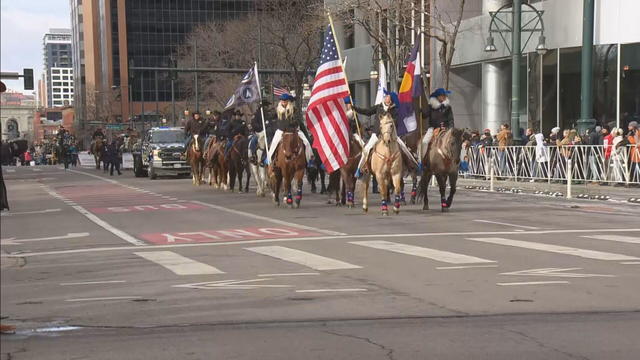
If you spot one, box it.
[462,144,640,188]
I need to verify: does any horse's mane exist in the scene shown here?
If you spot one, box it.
[431,128,464,163]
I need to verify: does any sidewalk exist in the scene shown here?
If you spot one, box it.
[456,176,640,203]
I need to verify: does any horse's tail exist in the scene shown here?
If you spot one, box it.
[416,173,428,202]
[326,170,341,194]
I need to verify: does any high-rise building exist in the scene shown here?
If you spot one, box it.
[69,0,256,136]
[42,28,74,108]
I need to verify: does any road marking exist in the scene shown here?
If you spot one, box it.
[41,185,146,246]
[60,280,127,286]
[621,261,640,265]
[437,265,499,270]
[473,220,540,230]
[295,288,367,293]
[5,169,16,173]
[135,251,224,275]
[173,278,291,290]
[497,281,569,286]
[246,246,361,270]
[7,228,640,258]
[351,240,495,264]
[466,237,640,261]
[192,200,346,236]
[0,208,61,217]
[582,235,640,244]
[500,267,614,278]
[258,272,320,277]
[31,168,42,172]
[1,232,89,245]
[66,296,142,302]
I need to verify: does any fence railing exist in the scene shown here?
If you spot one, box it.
[462,144,640,186]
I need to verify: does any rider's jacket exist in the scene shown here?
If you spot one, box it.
[92,130,105,140]
[228,119,249,138]
[184,117,209,137]
[352,103,398,135]
[421,97,454,129]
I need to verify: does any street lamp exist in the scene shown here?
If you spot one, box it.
[369,64,379,80]
[205,109,211,116]
[184,109,190,117]
[485,0,546,141]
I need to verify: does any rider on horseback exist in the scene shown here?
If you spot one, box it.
[267,94,312,163]
[420,88,455,158]
[224,109,249,159]
[249,101,275,165]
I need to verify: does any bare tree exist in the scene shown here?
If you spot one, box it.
[334,0,467,90]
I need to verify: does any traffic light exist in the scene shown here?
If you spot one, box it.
[23,68,34,90]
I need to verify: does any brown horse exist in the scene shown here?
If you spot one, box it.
[228,134,251,193]
[187,134,205,185]
[325,135,362,207]
[91,138,105,169]
[361,113,404,215]
[270,132,306,208]
[417,128,465,212]
[402,130,424,204]
[204,137,228,190]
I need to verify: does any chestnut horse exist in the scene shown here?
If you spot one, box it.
[416,128,465,212]
[228,134,250,193]
[204,138,228,190]
[326,134,363,207]
[361,113,403,216]
[91,138,105,169]
[188,134,205,185]
[270,132,306,208]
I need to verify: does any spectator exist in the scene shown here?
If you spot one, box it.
[533,133,549,180]
[524,128,536,146]
[496,123,513,175]
[627,121,640,184]
[480,129,493,147]
[610,128,626,183]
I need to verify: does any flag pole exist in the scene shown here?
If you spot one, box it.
[417,34,423,167]
[327,11,362,137]
[254,61,271,163]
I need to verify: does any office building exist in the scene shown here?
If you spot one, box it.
[42,29,74,107]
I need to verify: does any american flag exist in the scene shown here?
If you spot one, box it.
[272,84,290,97]
[305,25,350,173]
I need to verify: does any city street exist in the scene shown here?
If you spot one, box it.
[1,165,639,359]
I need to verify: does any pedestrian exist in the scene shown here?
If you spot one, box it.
[0,168,8,211]
[532,133,549,180]
[601,125,614,183]
[626,121,640,184]
[105,140,121,176]
[496,123,513,175]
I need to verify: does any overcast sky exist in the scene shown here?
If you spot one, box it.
[1,0,70,94]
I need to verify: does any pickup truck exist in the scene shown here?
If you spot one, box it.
[132,127,190,179]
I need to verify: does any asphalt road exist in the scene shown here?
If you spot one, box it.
[1,165,639,359]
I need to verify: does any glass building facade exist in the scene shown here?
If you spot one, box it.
[124,0,256,102]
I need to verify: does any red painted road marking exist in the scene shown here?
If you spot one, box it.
[140,227,319,245]
[90,203,205,214]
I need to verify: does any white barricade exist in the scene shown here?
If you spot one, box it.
[122,153,134,169]
[78,152,95,168]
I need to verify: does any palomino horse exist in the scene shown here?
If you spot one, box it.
[91,138,105,169]
[270,131,306,208]
[417,128,465,212]
[248,131,268,197]
[187,134,205,185]
[204,138,228,190]
[228,134,251,193]
[362,113,403,215]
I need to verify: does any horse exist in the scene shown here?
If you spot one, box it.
[91,138,105,169]
[402,130,424,204]
[416,128,465,212]
[205,138,228,190]
[248,131,268,197]
[361,113,404,216]
[306,148,327,194]
[228,134,251,193]
[187,134,205,185]
[270,131,307,208]
[326,134,363,207]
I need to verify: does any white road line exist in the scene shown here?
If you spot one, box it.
[66,296,142,302]
[351,240,495,264]
[41,185,146,246]
[473,220,540,230]
[5,169,16,173]
[497,281,569,286]
[246,246,361,270]
[466,237,640,261]
[0,208,62,216]
[437,265,499,270]
[1,232,89,245]
[134,251,224,275]
[7,228,640,258]
[31,168,42,172]
[258,272,319,277]
[192,201,346,236]
[621,261,640,265]
[60,280,127,286]
[295,288,367,293]
[582,235,640,244]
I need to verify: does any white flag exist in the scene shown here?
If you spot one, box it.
[374,60,387,105]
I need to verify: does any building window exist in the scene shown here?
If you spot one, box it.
[52,69,60,74]
[559,47,582,131]
[63,76,69,80]
[620,42,640,128]
[53,82,62,86]
[542,49,558,135]
[53,94,61,99]
[593,44,618,128]
[62,69,68,74]
[52,76,60,80]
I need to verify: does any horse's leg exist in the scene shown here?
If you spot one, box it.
[410,173,418,204]
[362,173,370,213]
[237,163,244,193]
[244,164,250,193]
[422,171,432,211]
[320,169,327,194]
[399,178,406,205]
[379,172,389,216]
[392,172,403,215]
[274,168,282,206]
[446,172,458,209]
[294,169,304,208]
[436,174,448,212]
[284,170,294,208]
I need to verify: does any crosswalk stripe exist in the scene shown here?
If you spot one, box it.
[134,251,224,275]
[466,237,640,261]
[350,240,495,264]
[582,235,640,244]
[245,246,361,270]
